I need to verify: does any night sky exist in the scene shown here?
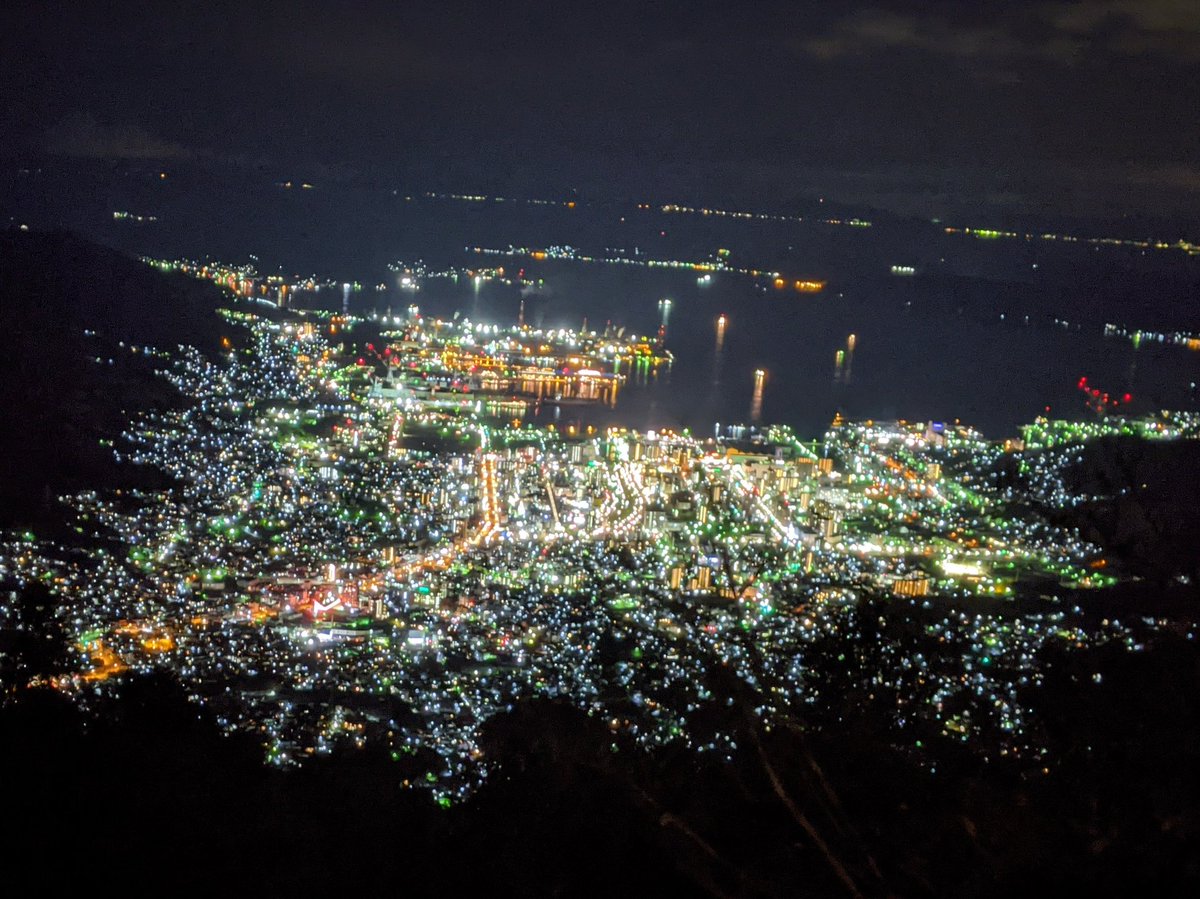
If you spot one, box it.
[3,1,1199,226]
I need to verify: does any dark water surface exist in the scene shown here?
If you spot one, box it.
[393,262,1200,440]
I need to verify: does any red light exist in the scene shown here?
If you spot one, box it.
[1123,393,1132,403]
[357,357,365,365]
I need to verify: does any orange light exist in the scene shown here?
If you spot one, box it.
[794,280,826,292]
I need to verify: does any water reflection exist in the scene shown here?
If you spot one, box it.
[713,313,727,386]
[657,298,672,348]
[751,368,765,423]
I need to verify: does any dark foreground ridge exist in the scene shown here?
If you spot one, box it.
[3,638,1198,897]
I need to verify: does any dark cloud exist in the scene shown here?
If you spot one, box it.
[801,2,1200,66]
[43,113,192,160]
[1051,0,1200,59]
[799,8,1078,63]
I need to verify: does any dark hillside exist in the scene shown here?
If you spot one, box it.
[1055,436,1200,583]
[0,230,225,528]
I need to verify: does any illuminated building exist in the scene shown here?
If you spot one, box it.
[892,573,931,597]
